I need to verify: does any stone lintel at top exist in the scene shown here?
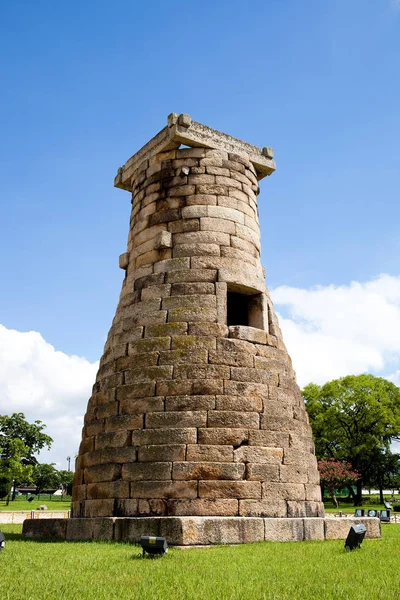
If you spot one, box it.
[114,113,276,191]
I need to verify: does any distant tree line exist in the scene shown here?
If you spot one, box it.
[0,412,74,504]
[303,374,400,506]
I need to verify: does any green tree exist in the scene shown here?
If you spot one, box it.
[0,413,53,465]
[303,374,400,505]
[365,451,400,502]
[32,463,59,494]
[57,470,74,495]
[388,465,400,497]
[0,439,33,505]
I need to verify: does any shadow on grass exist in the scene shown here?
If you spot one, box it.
[8,534,143,547]
[131,553,166,560]
[1,532,24,542]
[1,533,74,544]
[4,533,173,556]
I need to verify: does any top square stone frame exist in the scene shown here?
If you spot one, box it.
[114,113,276,192]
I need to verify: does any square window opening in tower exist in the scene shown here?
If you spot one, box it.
[227,289,264,330]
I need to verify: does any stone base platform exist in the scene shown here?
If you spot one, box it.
[22,516,381,545]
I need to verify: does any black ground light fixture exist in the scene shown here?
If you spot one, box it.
[344,524,367,551]
[380,509,391,523]
[0,531,5,551]
[140,536,168,557]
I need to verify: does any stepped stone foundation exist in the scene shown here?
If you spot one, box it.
[24,114,379,542]
[23,516,381,544]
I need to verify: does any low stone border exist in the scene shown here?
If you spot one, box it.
[22,516,381,544]
[324,516,381,539]
[0,511,70,524]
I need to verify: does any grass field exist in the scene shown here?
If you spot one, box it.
[0,523,399,600]
[0,495,72,511]
[0,500,71,512]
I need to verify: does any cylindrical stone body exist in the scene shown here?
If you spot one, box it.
[73,141,323,520]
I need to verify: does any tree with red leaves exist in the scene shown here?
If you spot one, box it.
[318,458,360,508]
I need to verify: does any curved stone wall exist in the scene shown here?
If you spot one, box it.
[72,132,323,520]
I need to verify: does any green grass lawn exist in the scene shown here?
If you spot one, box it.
[0,498,71,511]
[0,524,399,600]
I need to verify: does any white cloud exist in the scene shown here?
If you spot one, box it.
[272,274,400,388]
[0,325,98,468]
[391,0,400,10]
[388,370,400,386]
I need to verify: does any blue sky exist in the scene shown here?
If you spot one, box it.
[1,0,399,465]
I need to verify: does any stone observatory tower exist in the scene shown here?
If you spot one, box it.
[71,113,324,543]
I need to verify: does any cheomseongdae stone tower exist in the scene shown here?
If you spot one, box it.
[72,113,324,539]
